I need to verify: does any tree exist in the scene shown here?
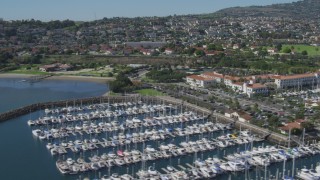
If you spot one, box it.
[195,50,205,57]
[207,44,216,51]
[291,128,302,135]
[283,47,292,54]
[258,49,268,58]
[275,43,282,51]
[301,50,308,56]
[301,121,314,132]
[109,73,133,93]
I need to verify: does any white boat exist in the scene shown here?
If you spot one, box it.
[46,143,54,150]
[32,129,42,137]
[27,120,35,126]
[147,166,158,176]
[251,155,270,166]
[227,161,245,172]
[220,162,233,172]
[56,160,70,174]
[74,140,82,145]
[114,158,125,166]
[90,162,100,171]
[297,168,319,180]
[309,169,320,179]
[66,158,74,165]
[316,164,320,173]
[69,165,80,175]
[199,167,212,178]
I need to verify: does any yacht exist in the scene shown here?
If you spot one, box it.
[114,158,125,166]
[297,168,319,180]
[309,169,320,179]
[27,120,35,126]
[69,165,80,175]
[316,164,320,173]
[56,160,70,174]
[251,155,270,166]
[46,143,54,150]
[117,150,124,157]
[90,162,100,171]
[66,158,74,165]
[147,166,158,176]
[227,161,245,172]
[220,162,233,172]
[32,129,42,137]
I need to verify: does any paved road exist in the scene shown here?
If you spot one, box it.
[171,83,288,115]
[158,95,291,145]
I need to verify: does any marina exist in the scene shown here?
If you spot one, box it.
[25,97,320,179]
[1,76,320,180]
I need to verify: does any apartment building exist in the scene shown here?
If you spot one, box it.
[273,73,320,89]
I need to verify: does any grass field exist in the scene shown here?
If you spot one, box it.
[9,69,50,75]
[281,45,320,56]
[135,89,164,96]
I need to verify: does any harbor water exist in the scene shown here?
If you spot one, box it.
[0,78,108,180]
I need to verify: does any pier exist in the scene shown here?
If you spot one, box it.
[0,95,291,146]
[25,74,53,83]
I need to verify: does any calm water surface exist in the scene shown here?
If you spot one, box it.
[0,78,108,180]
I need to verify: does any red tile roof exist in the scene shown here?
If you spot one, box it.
[273,73,316,80]
[202,72,224,78]
[187,75,213,81]
[224,75,240,81]
[246,83,267,89]
[280,120,305,131]
[237,111,252,121]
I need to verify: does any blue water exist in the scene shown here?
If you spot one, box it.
[0,78,108,180]
[0,78,108,113]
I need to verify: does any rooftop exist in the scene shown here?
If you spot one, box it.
[273,73,317,80]
[280,119,305,131]
[187,75,213,81]
[247,83,267,89]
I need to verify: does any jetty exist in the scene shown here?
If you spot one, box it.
[25,74,53,83]
[0,95,293,146]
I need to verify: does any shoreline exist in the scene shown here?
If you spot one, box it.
[0,73,115,84]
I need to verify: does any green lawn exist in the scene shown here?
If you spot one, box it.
[281,45,320,56]
[135,89,165,96]
[107,92,121,96]
[9,69,50,75]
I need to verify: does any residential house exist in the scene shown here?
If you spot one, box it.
[231,82,243,92]
[164,48,174,55]
[225,110,252,123]
[224,75,240,87]
[201,72,224,83]
[243,83,269,97]
[39,64,56,72]
[279,119,305,134]
[39,63,73,72]
[267,48,277,54]
[186,75,215,88]
[140,49,153,56]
